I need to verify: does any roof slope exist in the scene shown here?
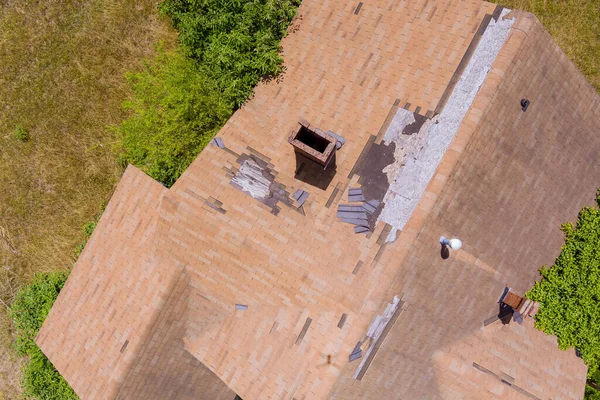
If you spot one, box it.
[36,1,600,400]
[36,166,171,398]
[331,11,597,399]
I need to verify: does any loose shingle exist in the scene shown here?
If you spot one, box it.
[297,191,309,206]
[211,137,225,148]
[340,217,368,226]
[336,211,368,220]
[235,304,248,311]
[361,202,377,213]
[349,341,362,362]
[354,226,370,234]
[293,189,303,201]
[348,188,363,196]
[348,194,366,202]
[366,199,380,208]
[338,204,364,212]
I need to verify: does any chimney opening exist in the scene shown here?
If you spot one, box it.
[297,126,330,153]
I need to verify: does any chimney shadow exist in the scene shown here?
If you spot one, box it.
[294,153,336,191]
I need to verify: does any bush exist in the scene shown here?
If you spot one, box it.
[13,126,29,142]
[527,189,600,376]
[116,50,231,187]
[116,0,301,187]
[159,0,301,107]
[10,271,77,399]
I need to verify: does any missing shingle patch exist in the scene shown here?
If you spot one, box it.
[354,2,363,15]
[120,340,129,354]
[352,261,363,275]
[337,313,348,328]
[295,317,312,344]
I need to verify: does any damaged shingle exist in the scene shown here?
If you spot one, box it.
[349,341,362,362]
[293,189,309,207]
[210,137,225,148]
[354,226,370,234]
[338,204,364,212]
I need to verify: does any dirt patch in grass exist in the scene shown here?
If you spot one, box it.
[0,0,175,396]
[492,0,600,92]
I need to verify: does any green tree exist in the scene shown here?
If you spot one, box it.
[10,271,77,399]
[528,189,600,376]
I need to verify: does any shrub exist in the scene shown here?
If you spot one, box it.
[116,0,301,187]
[116,50,231,187]
[13,126,29,142]
[527,189,600,376]
[10,271,77,399]
[159,0,301,107]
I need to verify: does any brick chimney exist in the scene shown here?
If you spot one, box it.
[288,119,337,168]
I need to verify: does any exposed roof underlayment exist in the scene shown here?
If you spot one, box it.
[378,9,515,241]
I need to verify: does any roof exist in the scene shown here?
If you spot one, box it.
[37,1,600,399]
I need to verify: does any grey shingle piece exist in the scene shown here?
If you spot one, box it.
[349,341,362,362]
[293,189,303,201]
[366,199,380,208]
[338,204,364,212]
[210,137,225,148]
[354,226,370,234]
[340,218,368,226]
[348,188,363,195]
[361,202,377,214]
[327,130,346,149]
[297,191,309,206]
[235,304,248,310]
[348,194,366,202]
[336,211,368,220]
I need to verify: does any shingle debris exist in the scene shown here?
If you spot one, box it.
[349,341,362,362]
[210,137,225,148]
[327,130,346,150]
[348,187,366,202]
[293,189,309,207]
[337,189,382,234]
[235,304,248,311]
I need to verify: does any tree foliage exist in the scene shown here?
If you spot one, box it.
[116,50,231,187]
[10,271,77,399]
[159,0,301,107]
[527,190,600,375]
[116,0,300,187]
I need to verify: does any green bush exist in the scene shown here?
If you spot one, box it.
[10,271,77,399]
[159,0,301,107]
[116,50,231,187]
[13,126,29,142]
[116,0,300,187]
[527,189,600,376]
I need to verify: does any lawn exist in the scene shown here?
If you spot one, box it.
[492,0,600,92]
[0,1,175,397]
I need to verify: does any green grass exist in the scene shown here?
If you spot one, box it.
[492,0,600,92]
[0,0,175,397]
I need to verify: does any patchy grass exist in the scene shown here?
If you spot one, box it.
[0,0,175,397]
[492,0,600,92]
